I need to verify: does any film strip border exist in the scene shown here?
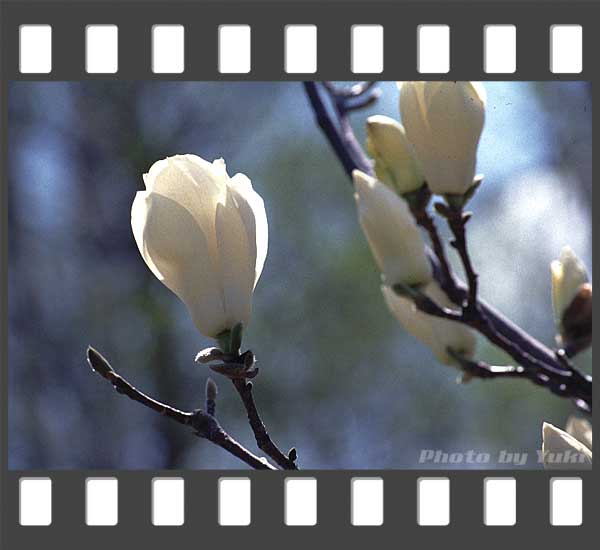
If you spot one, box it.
[1,1,597,80]
[6,472,593,531]
[10,22,587,76]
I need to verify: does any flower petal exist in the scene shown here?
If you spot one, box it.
[382,285,438,352]
[382,281,476,366]
[131,191,226,337]
[143,155,226,258]
[229,172,268,288]
[566,416,592,450]
[542,422,592,470]
[215,187,255,329]
[400,82,485,195]
[354,170,432,287]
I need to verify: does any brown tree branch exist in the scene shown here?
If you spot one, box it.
[303,82,373,178]
[85,346,276,470]
[393,282,592,412]
[407,186,456,297]
[446,208,480,313]
[199,343,299,470]
[447,350,590,403]
[232,379,298,470]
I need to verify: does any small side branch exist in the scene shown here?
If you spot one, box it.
[400,287,592,412]
[232,379,298,470]
[448,350,527,380]
[444,206,480,314]
[86,347,276,470]
[407,187,456,298]
[198,341,299,469]
[448,351,591,407]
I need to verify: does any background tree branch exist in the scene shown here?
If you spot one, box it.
[303,81,592,413]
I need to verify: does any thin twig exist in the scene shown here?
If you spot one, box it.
[406,186,456,298]
[232,378,298,470]
[200,343,299,470]
[398,286,592,411]
[447,350,591,405]
[86,347,276,470]
[437,205,592,411]
[445,207,479,314]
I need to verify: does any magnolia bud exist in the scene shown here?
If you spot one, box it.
[205,377,218,402]
[205,377,218,416]
[542,422,592,469]
[382,282,477,366]
[366,115,424,195]
[550,247,589,345]
[131,155,268,339]
[561,283,592,354]
[353,170,432,287]
[399,81,486,196]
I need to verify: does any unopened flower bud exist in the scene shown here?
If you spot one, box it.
[353,170,432,287]
[366,115,424,195]
[131,154,268,339]
[550,247,589,345]
[205,377,218,402]
[561,283,592,353]
[399,81,486,197]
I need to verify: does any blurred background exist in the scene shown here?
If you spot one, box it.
[8,81,592,469]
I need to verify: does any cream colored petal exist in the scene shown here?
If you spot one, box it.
[382,281,476,365]
[400,82,485,196]
[382,285,438,352]
[566,416,592,450]
[131,191,226,337]
[542,422,592,470]
[142,155,227,260]
[132,191,167,284]
[354,170,431,287]
[421,83,483,195]
[550,259,565,324]
[229,173,268,288]
[215,187,255,330]
[142,157,169,189]
[366,115,423,194]
[426,283,477,364]
[551,246,589,324]
[399,83,429,164]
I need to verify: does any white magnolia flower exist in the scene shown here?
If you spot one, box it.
[398,81,486,196]
[550,246,589,328]
[131,154,268,339]
[382,281,477,366]
[542,420,592,470]
[366,115,424,195]
[353,170,432,287]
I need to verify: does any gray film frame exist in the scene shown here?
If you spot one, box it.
[0,0,597,548]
